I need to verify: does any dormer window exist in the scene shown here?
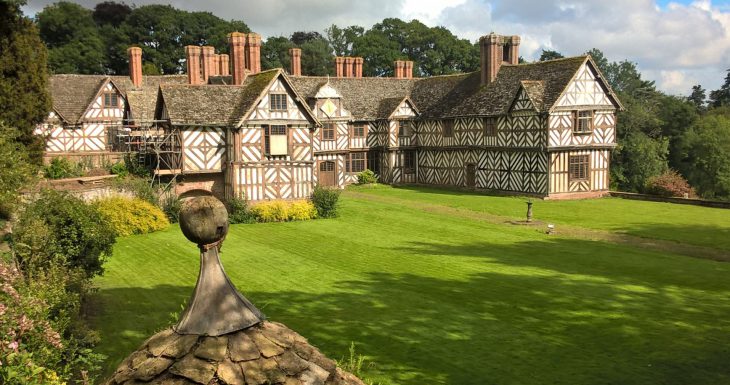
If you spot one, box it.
[269,94,287,111]
[103,92,119,108]
[573,110,593,134]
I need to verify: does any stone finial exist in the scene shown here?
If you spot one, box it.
[175,196,265,336]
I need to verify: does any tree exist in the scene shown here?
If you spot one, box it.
[677,114,730,199]
[688,84,706,110]
[0,123,36,217]
[326,24,364,56]
[611,131,669,192]
[539,49,563,61]
[0,1,51,162]
[300,35,334,76]
[36,1,107,74]
[92,1,131,27]
[261,36,293,71]
[709,69,730,107]
[585,48,609,75]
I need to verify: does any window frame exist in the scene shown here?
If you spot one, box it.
[269,93,288,111]
[103,92,119,109]
[352,123,366,138]
[403,150,416,173]
[568,154,590,182]
[442,119,454,138]
[264,124,288,156]
[483,117,497,137]
[346,151,367,173]
[321,123,336,141]
[573,110,593,134]
[398,120,411,137]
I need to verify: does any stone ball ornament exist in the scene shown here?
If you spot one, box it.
[104,195,365,385]
[179,196,230,247]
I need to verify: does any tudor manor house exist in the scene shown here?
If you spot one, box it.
[36,30,622,201]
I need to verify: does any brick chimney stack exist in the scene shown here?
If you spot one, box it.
[201,46,215,83]
[127,46,142,88]
[228,32,246,85]
[394,60,404,78]
[353,57,363,78]
[244,33,261,74]
[289,48,301,76]
[344,57,353,78]
[480,32,520,86]
[404,61,413,79]
[185,45,202,85]
[212,54,220,77]
[335,57,344,77]
[219,54,230,76]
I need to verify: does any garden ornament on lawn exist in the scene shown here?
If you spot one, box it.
[104,196,366,385]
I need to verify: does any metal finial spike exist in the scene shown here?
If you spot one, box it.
[175,196,264,336]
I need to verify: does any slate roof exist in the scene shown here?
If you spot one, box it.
[112,75,188,123]
[48,75,109,123]
[289,77,417,120]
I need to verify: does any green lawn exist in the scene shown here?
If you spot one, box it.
[91,186,730,385]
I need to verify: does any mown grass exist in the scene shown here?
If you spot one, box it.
[350,184,730,251]
[91,187,730,385]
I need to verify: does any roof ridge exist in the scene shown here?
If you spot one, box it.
[503,55,588,67]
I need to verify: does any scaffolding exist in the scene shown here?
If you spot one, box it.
[109,119,183,191]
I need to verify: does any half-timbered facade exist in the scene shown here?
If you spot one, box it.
[40,31,621,200]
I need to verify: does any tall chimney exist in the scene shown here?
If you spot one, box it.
[228,32,246,85]
[201,46,215,83]
[353,57,363,78]
[244,33,261,74]
[219,54,230,76]
[507,35,520,65]
[185,45,202,85]
[212,54,220,76]
[335,57,344,77]
[289,48,301,76]
[344,57,354,78]
[404,61,413,79]
[480,33,502,86]
[127,46,142,88]
[394,60,404,78]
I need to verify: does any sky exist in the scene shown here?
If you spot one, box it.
[23,0,730,96]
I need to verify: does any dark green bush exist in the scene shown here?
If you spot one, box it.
[226,195,256,224]
[112,176,159,206]
[123,152,150,178]
[357,169,379,184]
[109,161,128,177]
[310,185,341,218]
[12,190,116,278]
[43,157,81,179]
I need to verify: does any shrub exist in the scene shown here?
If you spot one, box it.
[250,201,289,222]
[226,195,256,224]
[311,185,341,218]
[247,200,317,223]
[123,152,150,178]
[13,190,116,278]
[287,200,317,221]
[644,170,697,198]
[109,161,128,177]
[0,123,36,217]
[43,157,80,179]
[112,176,159,206]
[161,193,182,223]
[357,169,379,184]
[95,196,170,236]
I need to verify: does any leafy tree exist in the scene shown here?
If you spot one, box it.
[539,49,563,61]
[326,24,364,56]
[300,35,334,76]
[92,1,131,27]
[585,48,609,74]
[709,68,730,107]
[0,1,51,161]
[36,2,107,74]
[677,114,730,199]
[0,123,36,217]
[688,84,706,110]
[261,36,293,72]
[291,31,323,45]
[611,131,669,192]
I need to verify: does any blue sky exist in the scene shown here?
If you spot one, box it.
[24,0,730,95]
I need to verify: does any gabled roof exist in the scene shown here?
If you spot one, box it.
[112,75,188,123]
[520,80,546,112]
[289,76,417,120]
[48,75,109,124]
[236,69,319,127]
[157,84,247,126]
[386,96,419,119]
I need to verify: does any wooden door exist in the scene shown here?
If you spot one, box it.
[465,163,476,188]
[319,161,336,187]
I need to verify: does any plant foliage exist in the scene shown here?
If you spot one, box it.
[95,196,170,236]
[310,185,341,218]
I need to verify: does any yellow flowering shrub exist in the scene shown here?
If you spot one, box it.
[249,200,317,222]
[95,196,169,236]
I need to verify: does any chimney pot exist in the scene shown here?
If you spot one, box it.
[394,60,405,78]
[353,57,363,78]
[344,57,354,78]
[404,61,414,79]
[219,54,230,76]
[480,32,519,86]
[185,45,202,85]
[244,33,262,74]
[201,46,215,83]
[127,46,143,88]
[335,57,344,77]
